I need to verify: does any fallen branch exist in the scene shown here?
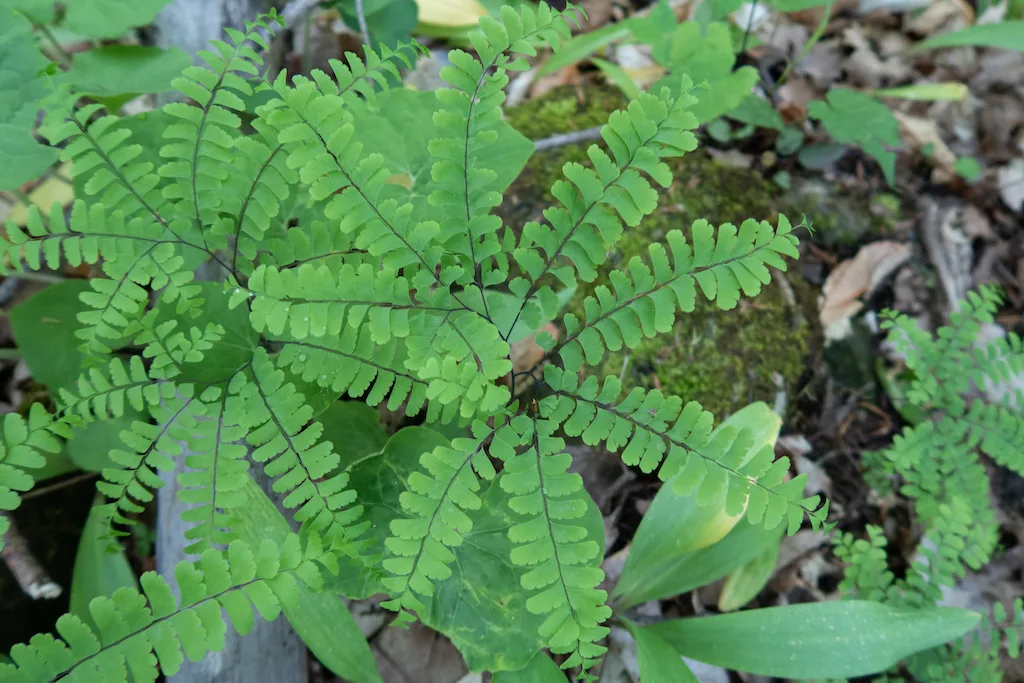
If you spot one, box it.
[0,516,62,600]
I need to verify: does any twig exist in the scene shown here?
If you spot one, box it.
[31,20,73,69]
[778,1,833,86]
[354,0,371,47]
[21,471,99,501]
[533,125,604,152]
[0,516,63,600]
[739,0,759,54]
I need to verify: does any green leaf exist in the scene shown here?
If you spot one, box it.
[30,448,78,482]
[157,282,256,382]
[70,500,138,626]
[913,20,1024,52]
[360,88,533,220]
[491,651,567,683]
[593,57,640,99]
[319,401,388,472]
[650,601,981,678]
[870,82,968,102]
[716,536,780,611]
[0,10,58,190]
[8,280,91,391]
[808,88,900,184]
[67,413,143,472]
[537,21,629,76]
[613,403,782,607]
[337,0,419,49]
[626,0,677,44]
[65,45,190,111]
[623,620,699,683]
[650,21,759,124]
[233,474,383,683]
[63,0,174,39]
[954,156,983,182]
[727,94,784,130]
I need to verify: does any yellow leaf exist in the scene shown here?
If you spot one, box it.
[415,0,486,28]
[9,162,74,225]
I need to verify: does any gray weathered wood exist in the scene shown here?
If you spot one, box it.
[153,3,307,682]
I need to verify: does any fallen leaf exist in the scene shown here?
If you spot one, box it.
[819,241,911,341]
[8,162,74,225]
[511,322,558,378]
[904,0,972,36]
[997,158,1024,212]
[894,111,957,182]
[529,64,581,100]
[415,0,486,27]
[706,148,754,168]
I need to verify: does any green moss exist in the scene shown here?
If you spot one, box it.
[502,85,812,418]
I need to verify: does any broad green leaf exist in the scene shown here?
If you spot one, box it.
[954,156,983,181]
[491,651,567,683]
[650,601,980,678]
[63,0,173,39]
[234,474,383,683]
[537,21,629,76]
[614,403,782,607]
[870,82,968,102]
[0,10,58,190]
[650,21,759,124]
[361,88,533,220]
[9,280,91,391]
[30,449,78,482]
[70,500,138,626]
[67,413,143,472]
[593,57,641,99]
[808,88,900,185]
[626,0,677,45]
[319,401,388,472]
[914,20,1024,52]
[717,536,780,611]
[623,620,699,683]
[157,282,257,382]
[66,45,190,111]
[727,94,784,130]
[489,285,577,343]
[769,0,832,9]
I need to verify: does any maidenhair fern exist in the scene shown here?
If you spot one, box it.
[836,286,1024,680]
[0,4,833,680]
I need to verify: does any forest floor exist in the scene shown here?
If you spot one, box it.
[1,0,1023,681]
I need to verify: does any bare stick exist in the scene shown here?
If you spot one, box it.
[354,0,371,46]
[1,516,62,600]
[533,125,604,152]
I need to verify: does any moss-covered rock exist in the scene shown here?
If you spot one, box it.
[501,86,812,418]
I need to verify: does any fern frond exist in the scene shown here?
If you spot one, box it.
[381,421,498,622]
[0,534,335,683]
[504,82,700,338]
[95,386,206,541]
[213,134,294,274]
[159,16,276,244]
[500,415,610,678]
[271,330,435,417]
[42,101,167,227]
[55,356,173,422]
[178,382,251,555]
[259,219,365,270]
[0,405,63,550]
[541,365,828,533]
[549,215,799,372]
[245,262,440,344]
[75,242,202,355]
[129,311,226,380]
[240,350,365,550]
[429,3,577,302]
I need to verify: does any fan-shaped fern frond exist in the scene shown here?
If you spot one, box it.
[381,422,498,623]
[500,415,610,678]
[551,215,799,372]
[0,535,335,683]
[239,350,365,551]
[541,365,828,533]
[259,219,364,270]
[430,3,577,305]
